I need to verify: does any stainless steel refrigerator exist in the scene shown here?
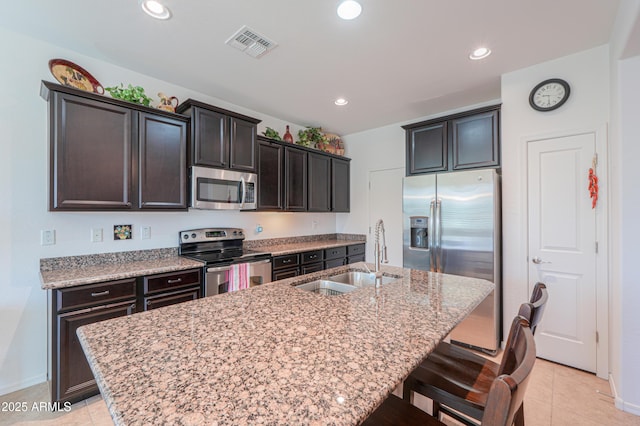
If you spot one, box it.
[403,169,501,354]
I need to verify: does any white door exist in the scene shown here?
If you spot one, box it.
[369,168,404,267]
[527,132,597,372]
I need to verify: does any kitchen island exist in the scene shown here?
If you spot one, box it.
[77,263,493,425]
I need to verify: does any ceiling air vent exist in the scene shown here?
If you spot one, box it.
[225,25,278,58]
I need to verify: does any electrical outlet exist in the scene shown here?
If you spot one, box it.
[41,229,55,246]
[141,226,151,240]
[91,228,103,243]
[312,220,318,230]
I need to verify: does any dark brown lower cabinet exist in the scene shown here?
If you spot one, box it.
[271,244,364,281]
[50,269,202,404]
[52,298,136,404]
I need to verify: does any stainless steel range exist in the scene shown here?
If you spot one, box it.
[178,228,271,296]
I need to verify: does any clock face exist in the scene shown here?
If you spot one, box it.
[529,79,570,111]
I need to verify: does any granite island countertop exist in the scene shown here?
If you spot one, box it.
[77,263,493,426]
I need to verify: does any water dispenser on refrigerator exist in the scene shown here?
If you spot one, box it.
[410,216,429,249]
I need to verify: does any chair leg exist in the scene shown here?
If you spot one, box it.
[432,400,441,419]
[514,403,524,426]
[402,377,414,403]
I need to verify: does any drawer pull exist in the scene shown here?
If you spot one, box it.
[90,290,110,297]
[167,278,182,284]
[283,259,292,264]
[310,255,317,259]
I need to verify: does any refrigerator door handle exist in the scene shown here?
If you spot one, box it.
[429,199,436,272]
[435,199,442,272]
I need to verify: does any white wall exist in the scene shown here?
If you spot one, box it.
[500,46,610,357]
[0,27,338,395]
[616,54,640,413]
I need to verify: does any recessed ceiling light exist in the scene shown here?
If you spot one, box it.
[335,98,349,106]
[337,1,362,20]
[469,47,491,60]
[140,0,172,20]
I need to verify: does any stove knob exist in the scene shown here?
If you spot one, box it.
[238,230,243,236]
[183,234,188,239]
[191,233,197,239]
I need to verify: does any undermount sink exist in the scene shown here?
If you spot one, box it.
[295,280,357,296]
[327,271,397,287]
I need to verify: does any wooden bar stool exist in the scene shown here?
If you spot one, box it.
[363,316,536,426]
[402,282,548,425]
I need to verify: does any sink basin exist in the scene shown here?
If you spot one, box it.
[295,280,357,295]
[327,271,397,287]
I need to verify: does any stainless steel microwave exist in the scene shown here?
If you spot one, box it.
[190,166,257,210]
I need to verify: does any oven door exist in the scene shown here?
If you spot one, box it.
[191,166,256,210]
[205,259,272,296]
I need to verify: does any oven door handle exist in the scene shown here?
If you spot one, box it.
[206,265,232,273]
[248,259,271,265]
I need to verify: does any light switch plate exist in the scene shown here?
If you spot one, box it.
[141,226,151,240]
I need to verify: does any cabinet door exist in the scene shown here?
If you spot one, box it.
[54,301,135,404]
[331,158,350,212]
[406,122,448,175]
[451,110,499,170]
[308,152,331,212]
[301,262,324,274]
[51,92,134,210]
[284,147,307,211]
[138,113,188,209]
[230,117,257,172]
[257,141,283,210]
[193,106,229,167]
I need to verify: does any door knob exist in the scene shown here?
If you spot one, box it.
[532,257,550,264]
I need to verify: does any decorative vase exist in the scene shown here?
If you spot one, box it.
[283,125,294,143]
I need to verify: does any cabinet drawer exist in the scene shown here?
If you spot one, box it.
[273,254,300,270]
[301,250,324,264]
[325,258,346,269]
[301,262,324,275]
[347,244,365,256]
[144,269,201,295]
[324,246,347,260]
[144,287,200,311]
[273,268,299,281]
[348,254,366,264]
[56,278,137,312]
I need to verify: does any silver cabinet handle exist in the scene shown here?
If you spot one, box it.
[532,257,551,264]
[90,290,110,297]
[167,278,182,284]
[207,265,232,273]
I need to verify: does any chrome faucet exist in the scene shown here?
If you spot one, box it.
[374,219,389,278]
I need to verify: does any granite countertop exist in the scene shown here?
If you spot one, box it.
[40,248,204,290]
[77,263,493,426]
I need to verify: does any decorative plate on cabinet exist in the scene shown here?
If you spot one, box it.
[48,59,104,94]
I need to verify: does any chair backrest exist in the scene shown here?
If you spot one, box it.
[528,282,549,334]
[481,317,536,426]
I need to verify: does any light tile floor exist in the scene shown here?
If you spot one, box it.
[1,358,639,425]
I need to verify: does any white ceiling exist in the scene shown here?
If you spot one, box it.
[0,1,621,135]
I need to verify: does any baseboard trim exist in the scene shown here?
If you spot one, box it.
[0,375,47,397]
[609,373,640,416]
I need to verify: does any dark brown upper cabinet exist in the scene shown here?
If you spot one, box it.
[308,152,331,212]
[41,81,188,211]
[331,158,350,212]
[257,137,351,213]
[284,145,308,211]
[450,109,499,170]
[176,99,261,173]
[257,138,284,210]
[403,105,500,176]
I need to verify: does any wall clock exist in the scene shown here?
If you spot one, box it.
[529,78,570,112]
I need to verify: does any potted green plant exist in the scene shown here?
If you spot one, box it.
[297,127,328,149]
[262,127,282,140]
[105,83,153,107]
